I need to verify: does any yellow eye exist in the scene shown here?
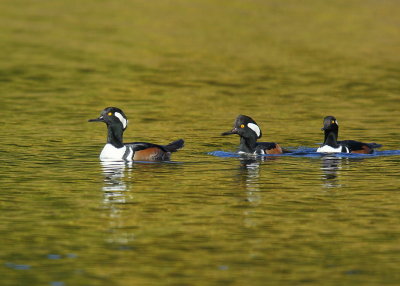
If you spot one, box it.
[331,120,335,124]
[240,124,245,128]
[108,112,113,116]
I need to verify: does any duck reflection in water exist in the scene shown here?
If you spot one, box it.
[100,161,137,246]
[101,161,130,205]
[320,155,343,188]
[236,155,279,203]
[320,154,360,188]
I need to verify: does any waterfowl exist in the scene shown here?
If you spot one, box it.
[89,107,184,161]
[317,116,382,154]
[221,115,284,154]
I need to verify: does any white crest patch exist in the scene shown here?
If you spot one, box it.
[115,112,127,129]
[247,123,261,137]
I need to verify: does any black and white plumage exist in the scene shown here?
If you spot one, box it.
[317,116,382,154]
[89,107,184,161]
[221,115,284,155]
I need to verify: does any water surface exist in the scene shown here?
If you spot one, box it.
[1,0,399,285]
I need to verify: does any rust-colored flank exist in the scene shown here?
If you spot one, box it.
[133,147,170,161]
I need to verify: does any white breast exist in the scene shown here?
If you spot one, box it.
[100,144,131,161]
[238,150,259,156]
[317,145,349,153]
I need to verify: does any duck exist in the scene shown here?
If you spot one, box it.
[89,107,184,161]
[221,115,284,154]
[316,115,382,154]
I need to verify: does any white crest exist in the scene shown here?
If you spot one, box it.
[115,112,127,129]
[247,123,261,137]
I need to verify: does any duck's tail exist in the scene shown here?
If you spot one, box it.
[367,143,382,149]
[164,139,185,152]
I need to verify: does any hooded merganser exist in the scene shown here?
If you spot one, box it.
[89,107,184,161]
[221,115,284,155]
[317,116,382,154]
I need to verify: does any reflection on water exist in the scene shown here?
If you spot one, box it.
[101,161,130,204]
[236,157,262,229]
[236,155,280,203]
[320,155,344,188]
[238,157,261,203]
[101,162,136,246]
[320,155,370,189]
[1,0,399,284]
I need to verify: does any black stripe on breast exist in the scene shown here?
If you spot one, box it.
[341,146,348,153]
[122,146,131,161]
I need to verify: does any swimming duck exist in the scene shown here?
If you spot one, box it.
[317,115,381,154]
[221,115,284,154]
[89,107,184,161]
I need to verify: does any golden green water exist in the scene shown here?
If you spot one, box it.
[1,0,400,285]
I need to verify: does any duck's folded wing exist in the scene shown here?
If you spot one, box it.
[339,140,382,153]
[256,142,283,154]
[125,142,169,152]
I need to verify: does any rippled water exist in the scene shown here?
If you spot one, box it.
[1,0,400,285]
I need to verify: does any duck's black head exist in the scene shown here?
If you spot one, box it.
[89,107,128,131]
[321,115,340,146]
[221,115,262,140]
[321,116,338,132]
[89,107,128,148]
